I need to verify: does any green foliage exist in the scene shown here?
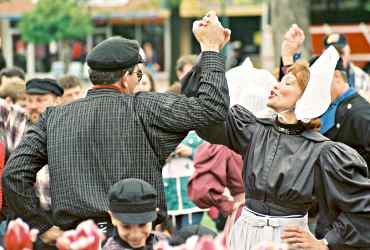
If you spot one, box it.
[18,0,93,44]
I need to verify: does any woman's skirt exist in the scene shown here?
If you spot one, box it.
[229,207,309,250]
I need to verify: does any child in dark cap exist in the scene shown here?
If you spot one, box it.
[104,178,159,250]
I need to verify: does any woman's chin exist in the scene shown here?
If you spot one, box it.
[266,101,274,109]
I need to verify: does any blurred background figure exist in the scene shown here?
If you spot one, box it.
[323,33,370,100]
[143,42,160,78]
[176,55,197,80]
[0,67,26,108]
[169,54,197,94]
[226,40,244,70]
[58,75,83,104]
[0,78,26,109]
[162,131,206,230]
[0,67,25,87]
[134,68,156,93]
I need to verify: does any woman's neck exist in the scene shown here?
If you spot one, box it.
[277,110,298,124]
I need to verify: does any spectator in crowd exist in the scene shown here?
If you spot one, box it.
[24,78,64,125]
[176,55,197,81]
[154,216,173,241]
[22,79,64,249]
[0,98,26,220]
[0,67,25,86]
[323,33,370,99]
[104,178,159,250]
[162,130,205,230]
[3,11,230,250]
[0,77,26,108]
[143,42,160,76]
[169,55,197,94]
[58,75,83,104]
[188,142,243,242]
[134,69,156,93]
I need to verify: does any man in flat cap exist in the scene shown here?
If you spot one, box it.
[3,11,230,249]
[323,33,370,100]
[23,78,64,246]
[24,78,64,124]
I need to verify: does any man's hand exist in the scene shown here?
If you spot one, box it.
[192,10,231,52]
[175,144,193,157]
[281,227,329,250]
[40,226,64,245]
[281,24,305,65]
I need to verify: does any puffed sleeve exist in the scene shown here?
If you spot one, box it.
[315,142,370,250]
[196,104,258,155]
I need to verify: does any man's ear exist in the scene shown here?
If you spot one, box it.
[108,211,118,226]
[120,72,129,88]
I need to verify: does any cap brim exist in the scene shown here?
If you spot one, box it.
[26,88,51,95]
[112,211,157,225]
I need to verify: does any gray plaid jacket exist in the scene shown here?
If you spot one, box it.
[3,52,229,233]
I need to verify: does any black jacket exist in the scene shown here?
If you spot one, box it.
[2,52,229,233]
[197,105,370,250]
[324,93,370,168]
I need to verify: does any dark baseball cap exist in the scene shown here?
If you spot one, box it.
[323,33,347,49]
[109,178,157,225]
[26,78,64,96]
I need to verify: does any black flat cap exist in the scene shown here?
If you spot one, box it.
[87,36,143,71]
[109,178,157,224]
[26,78,64,96]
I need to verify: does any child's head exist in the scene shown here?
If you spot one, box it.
[108,178,157,248]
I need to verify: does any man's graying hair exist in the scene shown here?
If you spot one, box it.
[89,66,135,85]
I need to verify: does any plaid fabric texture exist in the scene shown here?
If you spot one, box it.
[0,99,26,209]
[0,99,27,152]
[3,51,229,233]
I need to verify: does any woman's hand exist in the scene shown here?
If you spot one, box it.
[281,227,329,250]
[281,24,305,65]
[192,10,231,52]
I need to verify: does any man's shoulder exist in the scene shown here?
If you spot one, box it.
[339,94,370,121]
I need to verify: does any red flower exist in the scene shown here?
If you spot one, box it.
[4,218,38,250]
[56,220,105,250]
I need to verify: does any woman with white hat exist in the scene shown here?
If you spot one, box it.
[192,44,370,250]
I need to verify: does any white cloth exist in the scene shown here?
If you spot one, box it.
[229,207,309,250]
[226,58,277,115]
[295,46,339,122]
